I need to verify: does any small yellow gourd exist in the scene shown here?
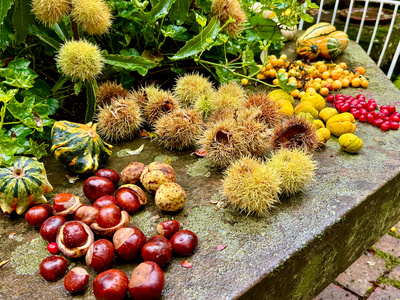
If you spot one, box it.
[295,101,318,119]
[339,133,363,153]
[296,112,315,123]
[275,99,294,116]
[313,119,325,129]
[317,128,331,142]
[319,107,338,123]
[326,113,356,137]
[300,92,326,112]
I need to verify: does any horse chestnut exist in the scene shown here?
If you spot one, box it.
[93,269,128,300]
[121,162,145,185]
[157,220,180,239]
[83,176,115,201]
[155,182,186,211]
[115,184,146,213]
[140,162,176,194]
[128,261,164,300]
[93,195,116,210]
[86,239,115,273]
[53,193,82,220]
[90,205,130,239]
[40,216,66,243]
[64,267,89,293]
[113,227,146,261]
[170,230,198,256]
[95,168,120,187]
[56,221,94,258]
[39,255,68,281]
[25,204,52,227]
[74,205,99,225]
[141,235,172,267]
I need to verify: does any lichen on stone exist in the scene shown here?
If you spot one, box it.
[154,155,179,163]
[10,238,49,275]
[186,158,213,177]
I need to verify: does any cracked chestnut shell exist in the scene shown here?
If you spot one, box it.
[53,193,82,220]
[90,205,130,239]
[121,162,145,185]
[56,221,94,258]
[115,184,147,213]
[140,162,176,194]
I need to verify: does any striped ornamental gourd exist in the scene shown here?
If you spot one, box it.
[317,37,343,59]
[296,22,336,47]
[296,40,320,60]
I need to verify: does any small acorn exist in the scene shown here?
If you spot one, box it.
[155,108,204,151]
[155,182,186,212]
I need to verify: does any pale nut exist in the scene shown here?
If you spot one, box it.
[121,162,146,185]
[155,182,186,212]
[140,162,176,194]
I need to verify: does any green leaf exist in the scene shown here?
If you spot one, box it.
[20,79,50,99]
[0,132,18,166]
[7,124,31,154]
[85,81,96,123]
[74,81,82,95]
[30,25,61,50]
[3,74,36,89]
[52,75,68,93]
[52,23,68,41]
[170,17,220,60]
[0,88,18,103]
[0,0,13,26]
[103,54,157,76]
[196,0,212,14]
[169,0,190,25]
[47,98,59,115]
[25,139,48,160]
[148,0,176,23]
[12,0,35,43]
[0,15,14,51]
[195,12,207,27]
[277,72,297,93]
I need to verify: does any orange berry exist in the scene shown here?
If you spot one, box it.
[290,89,300,98]
[332,80,342,90]
[306,87,316,93]
[276,58,284,66]
[241,78,248,85]
[269,69,277,78]
[266,63,273,70]
[341,78,350,88]
[326,78,334,84]
[351,77,361,87]
[272,78,279,85]
[319,87,329,96]
[355,66,366,75]
[338,62,347,69]
[318,65,328,73]
[361,79,369,88]
[256,73,266,80]
[322,71,330,80]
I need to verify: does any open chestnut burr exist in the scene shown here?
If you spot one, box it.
[53,193,82,220]
[56,220,94,258]
[115,184,147,213]
[90,204,130,239]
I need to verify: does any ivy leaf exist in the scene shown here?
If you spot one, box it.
[277,72,297,93]
[147,0,176,23]
[0,0,13,26]
[103,54,157,76]
[47,98,59,115]
[170,17,220,60]
[169,0,190,25]
[21,79,51,99]
[7,124,32,154]
[12,0,35,43]
[25,139,48,160]
[0,131,18,166]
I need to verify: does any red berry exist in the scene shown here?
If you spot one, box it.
[388,105,396,115]
[368,98,376,103]
[351,110,360,119]
[384,116,391,122]
[344,95,352,100]
[391,121,399,130]
[366,103,376,111]
[359,114,367,122]
[380,105,389,111]
[367,113,375,124]
[381,121,391,131]
[376,112,386,119]
[381,108,390,116]
[360,101,367,108]
[47,242,59,254]
[338,103,350,113]
[373,119,384,127]
[327,95,334,102]
[356,94,366,101]
[335,94,344,100]
[359,108,368,115]
[390,114,400,122]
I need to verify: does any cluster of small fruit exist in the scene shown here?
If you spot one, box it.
[328,94,399,131]
[245,54,368,98]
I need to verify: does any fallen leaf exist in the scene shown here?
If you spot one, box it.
[33,111,43,127]
[195,148,207,157]
[139,129,148,137]
[0,260,9,268]
[9,232,16,239]
[366,248,376,256]
[151,214,160,220]
[117,144,145,157]
[216,244,227,251]
[181,261,193,269]
[66,174,79,184]
[367,261,376,266]
[210,199,218,204]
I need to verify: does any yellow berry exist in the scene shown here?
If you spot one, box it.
[241,78,248,85]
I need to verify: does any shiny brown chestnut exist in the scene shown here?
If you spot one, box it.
[141,235,172,267]
[53,193,82,220]
[113,227,146,261]
[93,195,116,210]
[93,269,128,300]
[90,205,130,239]
[74,205,99,225]
[95,169,120,187]
[86,239,115,273]
[120,162,145,185]
[156,220,180,239]
[56,221,94,258]
[115,184,146,213]
[39,255,68,281]
[170,230,198,256]
[83,176,115,201]
[25,204,53,227]
[40,216,66,243]
[64,267,89,294]
[128,261,164,300]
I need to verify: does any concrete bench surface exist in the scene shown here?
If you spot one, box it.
[1,39,400,300]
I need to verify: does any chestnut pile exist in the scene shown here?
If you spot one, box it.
[23,162,198,300]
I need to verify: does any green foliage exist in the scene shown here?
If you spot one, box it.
[0,58,58,166]
[394,74,400,91]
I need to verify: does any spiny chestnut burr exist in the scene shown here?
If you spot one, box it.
[141,235,172,267]
[86,239,115,273]
[95,168,121,187]
[128,261,164,300]
[93,269,129,300]
[25,204,53,227]
[83,176,115,201]
[56,221,94,258]
[93,195,116,210]
[157,220,180,239]
[170,230,198,256]
[121,162,145,185]
[115,184,147,213]
[64,267,89,294]
[90,205,130,239]
[113,227,146,261]
[140,162,176,194]
[53,193,82,220]
[39,255,68,281]
[40,216,66,243]
[74,205,99,225]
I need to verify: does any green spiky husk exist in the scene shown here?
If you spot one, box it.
[144,89,180,127]
[31,0,70,26]
[96,95,143,142]
[96,81,128,107]
[155,109,204,150]
[70,0,112,35]
[211,0,247,36]
[244,93,281,128]
[268,148,317,196]
[173,73,214,108]
[210,82,247,111]
[222,156,281,216]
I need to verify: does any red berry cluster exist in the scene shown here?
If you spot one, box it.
[327,94,399,131]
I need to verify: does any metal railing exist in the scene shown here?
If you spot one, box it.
[298,0,400,79]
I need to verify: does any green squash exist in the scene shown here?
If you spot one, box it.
[0,156,53,215]
[51,121,112,174]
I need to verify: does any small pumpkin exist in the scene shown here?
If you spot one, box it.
[339,133,363,153]
[317,37,343,59]
[319,107,338,123]
[312,119,325,130]
[275,99,294,116]
[296,40,320,60]
[294,101,318,119]
[326,112,356,137]
[0,156,53,215]
[51,121,112,174]
[300,92,326,112]
[326,31,349,51]
[296,22,336,47]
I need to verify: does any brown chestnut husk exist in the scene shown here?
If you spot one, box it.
[56,221,94,258]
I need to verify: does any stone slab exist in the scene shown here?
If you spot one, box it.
[314,284,358,300]
[374,235,400,258]
[336,254,387,297]
[1,38,400,300]
[368,285,400,300]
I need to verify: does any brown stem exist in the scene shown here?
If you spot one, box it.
[72,21,79,40]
